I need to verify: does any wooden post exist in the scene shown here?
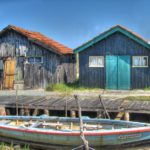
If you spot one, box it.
[32,109,39,116]
[97,110,102,118]
[6,109,10,115]
[16,85,18,116]
[99,95,110,119]
[74,95,89,150]
[70,110,76,118]
[16,85,19,125]
[20,108,25,116]
[25,108,30,116]
[65,98,67,117]
[0,106,6,116]
[44,109,49,116]
[124,111,130,121]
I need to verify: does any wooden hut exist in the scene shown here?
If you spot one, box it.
[74,25,150,90]
[0,25,76,89]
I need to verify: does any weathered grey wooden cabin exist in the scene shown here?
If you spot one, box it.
[74,25,150,90]
[0,25,76,89]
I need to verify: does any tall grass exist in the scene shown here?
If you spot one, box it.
[45,80,100,92]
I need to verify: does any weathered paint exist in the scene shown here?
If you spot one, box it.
[106,56,118,89]
[0,29,76,89]
[0,116,149,147]
[118,56,130,90]
[74,25,150,53]
[106,55,130,90]
[78,32,150,89]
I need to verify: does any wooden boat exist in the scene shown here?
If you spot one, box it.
[0,115,150,149]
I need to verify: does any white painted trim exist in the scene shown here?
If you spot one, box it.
[89,56,104,68]
[27,57,43,64]
[132,56,148,68]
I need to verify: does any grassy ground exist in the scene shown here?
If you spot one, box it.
[0,142,30,150]
[144,87,150,90]
[123,96,150,101]
[45,81,100,93]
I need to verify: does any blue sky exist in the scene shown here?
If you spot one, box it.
[0,0,150,49]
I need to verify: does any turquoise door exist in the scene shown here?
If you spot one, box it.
[106,56,130,90]
[106,56,118,89]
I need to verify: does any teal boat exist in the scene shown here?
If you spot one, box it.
[0,116,149,149]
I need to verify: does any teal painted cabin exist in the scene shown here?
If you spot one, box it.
[74,25,150,90]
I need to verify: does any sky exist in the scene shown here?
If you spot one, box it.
[0,0,150,49]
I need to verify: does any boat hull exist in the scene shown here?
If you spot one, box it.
[0,124,150,148]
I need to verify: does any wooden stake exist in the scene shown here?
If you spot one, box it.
[16,85,18,116]
[6,109,10,115]
[33,109,38,116]
[20,108,25,116]
[124,111,130,121]
[71,110,76,118]
[16,85,18,125]
[25,108,30,116]
[44,109,49,116]
[99,95,110,119]
[74,95,89,150]
[65,98,67,117]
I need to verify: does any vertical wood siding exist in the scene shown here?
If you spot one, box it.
[79,32,150,89]
[0,30,76,89]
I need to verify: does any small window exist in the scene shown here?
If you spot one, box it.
[89,56,104,67]
[35,57,43,63]
[28,57,34,64]
[132,56,148,67]
[28,57,43,64]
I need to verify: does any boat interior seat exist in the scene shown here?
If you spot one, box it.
[42,122,63,129]
[83,124,103,130]
[29,122,43,128]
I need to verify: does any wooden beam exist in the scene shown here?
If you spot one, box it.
[99,95,110,119]
[124,111,130,121]
[74,95,89,150]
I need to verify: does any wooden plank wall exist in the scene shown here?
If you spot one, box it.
[79,32,150,89]
[0,30,76,89]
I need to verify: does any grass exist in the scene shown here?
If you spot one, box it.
[123,96,150,101]
[0,142,30,150]
[45,81,100,92]
[144,87,150,90]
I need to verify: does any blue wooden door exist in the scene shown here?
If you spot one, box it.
[118,56,130,90]
[106,55,130,90]
[106,56,118,89]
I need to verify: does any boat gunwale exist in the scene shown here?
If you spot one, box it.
[0,116,149,126]
[0,124,150,136]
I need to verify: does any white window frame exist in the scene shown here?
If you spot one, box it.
[28,57,43,64]
[132,56,148,67]
[89,56,104,67]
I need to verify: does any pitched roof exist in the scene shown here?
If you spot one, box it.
[0,25,73,55]
[74,25,150,53]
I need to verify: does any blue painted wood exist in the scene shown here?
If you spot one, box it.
[74,25,150,53]
[0,115,148,126]
[0,116,150,147]
[118,56,130,89]
[79,32,150,89]
[106,55,130,90]
[106,56,118,89]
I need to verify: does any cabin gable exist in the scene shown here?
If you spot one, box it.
[0,27,76,89]
[79,31,150,89]
[74,25,150,53]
